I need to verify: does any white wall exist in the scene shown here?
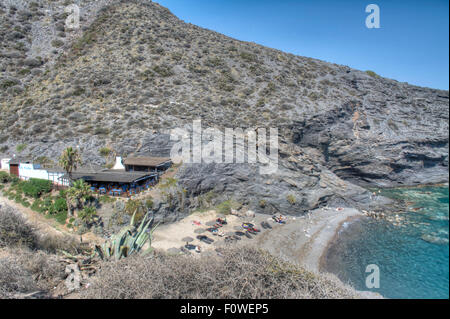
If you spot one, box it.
[19,163,48,180]
[0,158,10,170]
[112,156,125,170]
[18,163,66,185]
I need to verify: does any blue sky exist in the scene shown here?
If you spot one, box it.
[156,0,449,90]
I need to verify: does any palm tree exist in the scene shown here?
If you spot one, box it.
[67,179,93,210]
[59,147,82,216]
[79,206,97,225]
[66,179,94,219]
[59,146,82,182]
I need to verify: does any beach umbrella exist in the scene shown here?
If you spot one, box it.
[194,228,205,234]
[182,236,194,244]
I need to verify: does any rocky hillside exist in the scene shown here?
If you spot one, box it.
[0,0,448,220]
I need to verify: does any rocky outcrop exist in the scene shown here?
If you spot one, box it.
[289,75,449,187]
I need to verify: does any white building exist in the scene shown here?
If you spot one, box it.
[0,158,10,170]
[112,156,125,170]
[16,162,67,186]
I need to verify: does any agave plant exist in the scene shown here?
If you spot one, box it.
[95,210,158,260]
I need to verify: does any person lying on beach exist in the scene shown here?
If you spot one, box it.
[216,218,227,225]
[216,230,225,237]
[180,246,192,255]
[272,215,286,224]
[196,235,214,244]
[261,221,272,229]
[211,230,223,237]
[224,236,234,243]
[241,222,254,229]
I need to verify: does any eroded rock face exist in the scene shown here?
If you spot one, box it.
[289,76,449,187]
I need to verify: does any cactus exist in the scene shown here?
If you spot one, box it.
[95,210,158,260]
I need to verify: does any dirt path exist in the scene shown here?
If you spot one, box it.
[0,195,103,245]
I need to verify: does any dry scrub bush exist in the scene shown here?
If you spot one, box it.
[82,247,359,299]
[0,205,81,254]
[0,205,77,298]
[0,205,37,248]
[0,248,64,299]
[36,233,82,255]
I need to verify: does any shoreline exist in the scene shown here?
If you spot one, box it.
[251,207,364,273]
[317,214,363,274]
[366,182,449,191]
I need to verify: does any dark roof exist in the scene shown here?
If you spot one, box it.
[46,166,65,173]
[123,156,171,167]
[46,164,102,173]
[61,170,157,183]
[9,157,32,165]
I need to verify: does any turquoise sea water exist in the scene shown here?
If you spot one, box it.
[323,186,449,299]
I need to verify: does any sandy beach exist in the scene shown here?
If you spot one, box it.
[151,206,363,273]
[253,207,363,272]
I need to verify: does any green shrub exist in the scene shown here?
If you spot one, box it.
[145,198,153,209]
[14,194,23,203]
[20,179,52,199]
[0,79,19,89]
[79,206,97,224]
[16,144,27,152]
[240,51,258,63]
[216,201,232,215]
[51,39,64,48]
[94,127,110,135]
[99,147,111,157]
[41,197,54,213]
[0,172,11,183]
[49,197,67,215]
[287,194,296,205]
[19,68,31,75]
[158,177,177,189]
[152,64,174,77]
[365,70,380,78]
[52,211,67,225]
[10,175,20,185]
[99,195,115,203]
[31,199,43,213]
[125,199,146,222]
